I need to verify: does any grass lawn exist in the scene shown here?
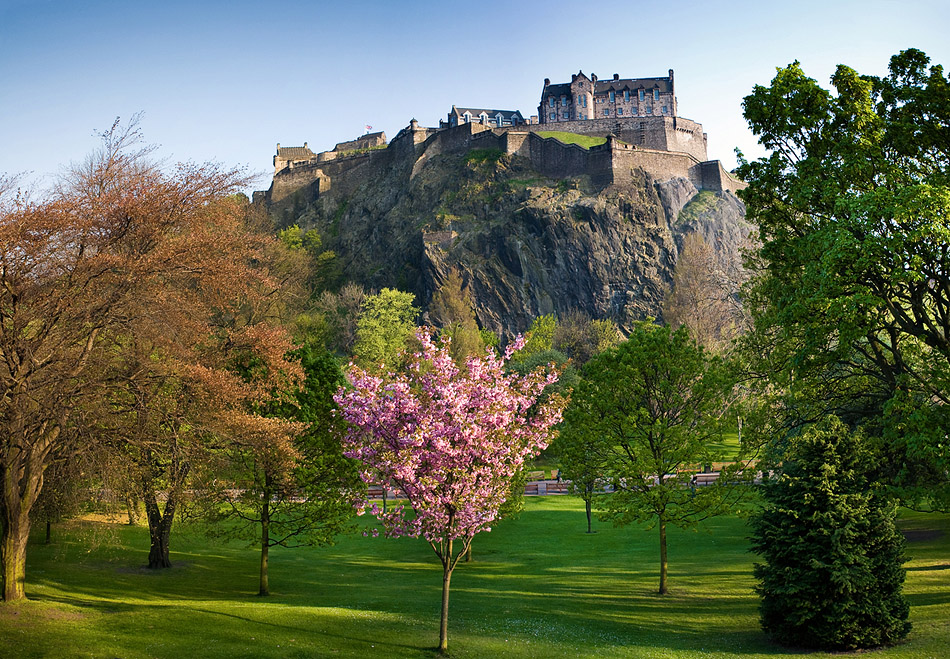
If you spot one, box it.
[4,498,949,658]
[535,131,607,149]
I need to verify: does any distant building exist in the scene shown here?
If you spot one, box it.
[443,105,526,128]
[539,70,677,124]
[273,142,316,174]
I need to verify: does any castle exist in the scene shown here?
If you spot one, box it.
[540,70,677,123]
[257,70,742,205]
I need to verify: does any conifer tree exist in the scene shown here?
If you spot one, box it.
[750,416,911,650]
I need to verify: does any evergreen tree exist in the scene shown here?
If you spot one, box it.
[750,416,911,650]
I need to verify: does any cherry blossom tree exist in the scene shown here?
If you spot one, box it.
[335,329,564,653]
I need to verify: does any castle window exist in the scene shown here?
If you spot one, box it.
[624,90,630,102]
[561,97,568,107]
[463,112,472,123]
[662,106,668,114]
[549,112,556,121]
[609,91,615,103]
[549,97,555,108]
[617,108,623,115]
[603,108,609,116]
[653,89,660,101]
[562,112,569,120]
[639,89,645,101]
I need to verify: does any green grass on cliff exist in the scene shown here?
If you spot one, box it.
[7,498,950,658]
[536,131,606,149]
[677,190,719,224]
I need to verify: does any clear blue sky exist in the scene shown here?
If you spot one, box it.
[2,0,947,194]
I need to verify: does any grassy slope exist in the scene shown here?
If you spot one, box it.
[535,131,607,149]
[5,498,949,658]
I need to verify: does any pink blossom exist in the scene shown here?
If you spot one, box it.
[334,328,564,548]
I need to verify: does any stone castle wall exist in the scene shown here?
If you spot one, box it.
[262,118,743,208]
[510,116,708,162]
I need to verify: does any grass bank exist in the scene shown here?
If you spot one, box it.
[5,498,949,658]
[536,131,607,149]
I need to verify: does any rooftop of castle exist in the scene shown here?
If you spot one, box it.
[276,143,315,160]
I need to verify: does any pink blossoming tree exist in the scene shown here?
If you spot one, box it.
[335,328,564,653]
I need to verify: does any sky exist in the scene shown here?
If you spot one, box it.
[1,0,948,194]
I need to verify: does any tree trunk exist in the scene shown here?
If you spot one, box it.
[1,512,29,601]
[143,487,176,569]
[658,518,668,594]
[45,519,51,545]
[464,541,472,562]
[585,490,593,533]
[1,437,50,601]
[259,479,270,596]
[126,493,139,525]
[439,551,453,654]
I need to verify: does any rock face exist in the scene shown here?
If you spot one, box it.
[269,145,748,338]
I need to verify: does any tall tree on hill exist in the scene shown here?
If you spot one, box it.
[663,233,748,352]
[429,268,484,362]
[0,118,297,596]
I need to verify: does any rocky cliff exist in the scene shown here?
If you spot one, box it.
[266,142,749,338]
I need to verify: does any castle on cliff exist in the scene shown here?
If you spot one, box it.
[257,69,742,206]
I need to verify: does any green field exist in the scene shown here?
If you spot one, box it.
[5,498,949,658]
[535,131,607,149]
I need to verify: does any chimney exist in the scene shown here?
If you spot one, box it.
[544,77,550,86]
[572,74,577,82]
[591,73,597,82]
[303,142,308,149]
[276,142,281,150]
[613,73,619,81]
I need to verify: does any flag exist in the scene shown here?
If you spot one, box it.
[365,125,373,132]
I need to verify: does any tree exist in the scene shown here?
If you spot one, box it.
[335,329,564,653]
[352,288,419,371]
[750,416,910,650]
[556,421,605,534]
[552,310,623,366]
[736,49,950,507]
[198,342,362,595]
[0,119,295,597]
[561,322,742,594]
[429,268,485,363]
[663,233,748,352]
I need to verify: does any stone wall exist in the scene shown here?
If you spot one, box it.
[262,118,740,208]
[333,132,387,153]
[514,116,707,162]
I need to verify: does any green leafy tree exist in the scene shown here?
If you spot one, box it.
[520,314,557,358]
[562,322,742,593]
[556,423,604,533]
[737,49,950,508]
[750,415,910,650]
[353,288,419,370]
[199,342,362,595]
[553,310,623,366]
